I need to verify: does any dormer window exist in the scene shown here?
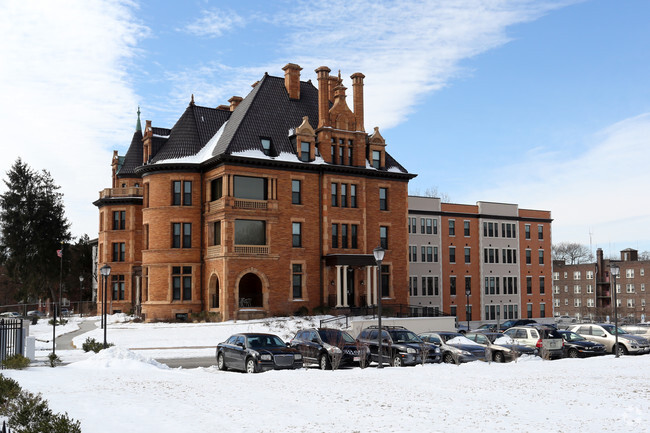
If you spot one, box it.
[300,141,310,162]
[260,138,273,156]
[372,150,381,169]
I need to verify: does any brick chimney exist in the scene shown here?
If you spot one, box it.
[351,72,365,132]
[328,75,339,103]
[142,120,153,163]
[228,96,243,111]
[282,63,302,100]
[315,66,331,128]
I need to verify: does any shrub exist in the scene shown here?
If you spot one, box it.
[0,374,21,407]
[293,306,309,316]
[81,337,113,353]
[1,354,31,370]
[47,318,67,326]
[47,353,61,368]
[312,305,330,315]
[5,390,81,433]
[190,311,221,323]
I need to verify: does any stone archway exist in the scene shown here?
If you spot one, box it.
[238,273,263,308]
[208,274,219,309]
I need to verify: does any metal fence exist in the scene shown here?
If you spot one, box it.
[0,318,24,368]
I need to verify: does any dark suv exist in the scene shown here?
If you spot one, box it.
[290,328,370,369]
[356,325,441,367]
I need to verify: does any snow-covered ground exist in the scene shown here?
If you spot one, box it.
[5,315,650,433]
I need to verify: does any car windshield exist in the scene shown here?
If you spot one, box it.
[440,333,463,342]
[390,330,422,343]
[318,330,355,344]
[562,331,586,342]
[602,325,628,335]
[247,335,286,348]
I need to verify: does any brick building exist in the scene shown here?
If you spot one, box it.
[553,248,648,323]
[408,197,553,323]
[94,64,415,321]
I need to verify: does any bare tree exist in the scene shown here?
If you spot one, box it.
[552,242,593,264]
[638,251,650,261]
[409,186,451,203]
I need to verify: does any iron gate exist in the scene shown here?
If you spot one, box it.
[0,318,24,368]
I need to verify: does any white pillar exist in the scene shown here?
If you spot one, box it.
[366,266,372,306]
[342,265,349,307]
[372,265,378,305]
[335,265,342,307]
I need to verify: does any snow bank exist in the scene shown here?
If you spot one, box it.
[70,346,170,370]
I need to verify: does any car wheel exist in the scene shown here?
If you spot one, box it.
[391,354,403,367]
[217,353,228,371]
[568,348,579,359]
[245,357,257,374]
[443,352,455,364]
[319,353,331,370]
[493,351,505,363]
[614,344,628,356]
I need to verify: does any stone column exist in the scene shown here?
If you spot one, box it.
[366,266,372,306]
[335,265,342,307]
[342,265,349,307]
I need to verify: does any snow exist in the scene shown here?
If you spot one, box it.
[5,315,650,433]
[153,120,228,164]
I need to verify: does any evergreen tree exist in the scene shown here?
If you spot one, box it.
[0,158,71,302]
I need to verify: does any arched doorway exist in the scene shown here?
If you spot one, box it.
[208,274,219,309]
[239,273,263,308]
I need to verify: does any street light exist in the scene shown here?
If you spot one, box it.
[465,287,471,332]
[373,245,385,369]
[79,275,84,318]
[100,264,111,349]
[610,263,620,358]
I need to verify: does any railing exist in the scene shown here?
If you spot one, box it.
[233,198,267,210]
[234,245,269,255]
[98,187,143,199]
[206,245,222,258]
[207,199,224,213]
[0,318,24,368]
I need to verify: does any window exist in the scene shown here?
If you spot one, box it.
[433,246,438,262]
[261,138,273,156]
[111,275,125,300]
[409,277,418,296]
[372,150,380,169]
[351,225,358,249]
[427,246,433,263]
[538,250,544,265]
[172,181,192,206]
[434,277,439,296]
[112,242,125,262]
[211,221,221,246]
[379,188,388,211]
[464,220,470,236]
[113,211,125,230]
[421,219,425,234]
[300,141,310,161]
[449,220,455,236]
[464,247,471,264]
[409,246,417,262]
[626,283,635,293]
[292,222,302,247]
[172,266,192,301]
[234,176,267,200]
[210,177,223,201]
[292,264,303,298]
[380,265,390,297]
[331,183,338,207]
[539,276,545,294]
[408,217,416,234]
[527,303,533,319]
[380,226,388,249]
[450,305,457,317]
[586,271,594,280]
[350,185,357,208]
[526,249,531,264]
[538,225,543,240]
[465,276,472,294]
[341,224,348,248]
[426,219,433,234]
[586,284,593,294]
[526,276,532,295]
[525,224,530,240]
[553,272,559,281]
[234,220,265,245]
[573,271,581,280]
[574,285,581,294]
[626,269,634,278]
[292,180,301,204]
[539,303,545,318]
[450,276,456,296]
[433,219,438,234]
[574,298,581,307]
[449,246,456,263]
[332,224,338,248]
[641,268,645,277]
[341,184,347,208]
[587,299,595,308]
[331,142,336,164]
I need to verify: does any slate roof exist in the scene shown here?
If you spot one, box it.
[116,130,143,178]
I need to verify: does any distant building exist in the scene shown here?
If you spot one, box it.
[408,197,553,323]
[553,248,648,323]
[94,64,415,321]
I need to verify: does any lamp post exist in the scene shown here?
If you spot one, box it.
[373,245,385,369]
[465,287,471,332]
[610,263,620,358]
[100,264,111,349]
[79,275,84,318]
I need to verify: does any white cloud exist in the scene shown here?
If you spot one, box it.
[472,113,650,255]
[0,0,147,238]
[182,8,244,37]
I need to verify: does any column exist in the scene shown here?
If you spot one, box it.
[335,265,342,307]
[342,265,349,307]
[372,265,378,305]
[366,266,372,306]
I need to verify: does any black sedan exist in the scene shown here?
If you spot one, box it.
[558,330,606,358]
[216,333,303,373]
[290,328,370,369]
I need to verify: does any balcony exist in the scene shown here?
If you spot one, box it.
[205,197,275,214]
[233,198,267,210]
[99,187,143,199]
[234,245,269,255]
[206,245,222,258]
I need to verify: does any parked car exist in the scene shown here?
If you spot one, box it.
[498,319,537,331]
[568,324,650,356]
[503,325,564,359]
[465,332,537,362]
[26,310,45,318]
[356,325,441,366]
[473,324,498,333]
[290,328,370,369]
[557,330,606,358]
[60,308,70,317]
[216,333,303,373]
[419,331,486,364]
[621,324,650,338]
[0,312,21,319]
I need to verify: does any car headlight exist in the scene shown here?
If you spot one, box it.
[460,350,471,356]
[294,354,302,360]
[260,354,272,361]
[406,348,416,354]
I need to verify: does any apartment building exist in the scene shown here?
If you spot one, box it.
[408,197,553,323]
[94,64,415,321]
[554,248,648,323]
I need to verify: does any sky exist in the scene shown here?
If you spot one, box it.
[4,314,650,432]
[0,0,649,258]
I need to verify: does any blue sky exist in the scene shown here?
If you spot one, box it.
[1,0,649,258]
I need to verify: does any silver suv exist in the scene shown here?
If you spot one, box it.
[503,325,564,359]
[568,324,650,356]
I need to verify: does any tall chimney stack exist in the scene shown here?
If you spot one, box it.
[282,63,302,100]
[351,72,365,132]
[228,96,243,111]
[315,66,331,128]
